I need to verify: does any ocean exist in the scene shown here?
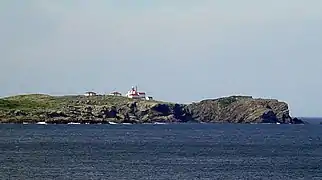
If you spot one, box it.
[0,121,321,180]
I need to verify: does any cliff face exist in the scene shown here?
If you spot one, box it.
[0,94,303,124]
[186,96,303,124]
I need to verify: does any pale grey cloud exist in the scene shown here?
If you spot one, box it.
[1,0,322,116]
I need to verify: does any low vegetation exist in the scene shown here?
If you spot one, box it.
[0,94,164,111]
[1,94,63,110]
[0,94,302,124]
[216,95,252,108]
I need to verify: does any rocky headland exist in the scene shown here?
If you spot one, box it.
[0,94,303,124]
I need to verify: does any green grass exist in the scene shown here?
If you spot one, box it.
[217,96,252,108]
[217,97,238,108]
[0,94,167,111]
[1,94,62,110]
[0,99,19,109]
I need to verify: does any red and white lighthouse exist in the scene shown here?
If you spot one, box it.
[126,86,146,99]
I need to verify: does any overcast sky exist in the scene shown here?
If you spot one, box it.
[1,0,322,117]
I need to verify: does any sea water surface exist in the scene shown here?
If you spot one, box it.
[0,123,321,180]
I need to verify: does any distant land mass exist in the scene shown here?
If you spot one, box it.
[297,117,322,124]
[0,94,303,124]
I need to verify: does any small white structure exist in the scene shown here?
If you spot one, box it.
[126,86,148,99]
[146,96,153,100]
[109,91,122,96]
[84,91,97,97]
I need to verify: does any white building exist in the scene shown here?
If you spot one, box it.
[84,91,97,97]
[109,91,122,96]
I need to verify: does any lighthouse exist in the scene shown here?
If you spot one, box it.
[126,86,146,99]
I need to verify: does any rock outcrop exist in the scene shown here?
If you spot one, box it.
[186,96,303,124]
[0,94,303,124]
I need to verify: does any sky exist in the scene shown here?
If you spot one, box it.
[1,0,322,117]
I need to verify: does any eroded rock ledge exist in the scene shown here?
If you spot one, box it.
[186,96,303,124]
[0,94,303,124]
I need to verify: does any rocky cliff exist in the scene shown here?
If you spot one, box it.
[0,94,303,124]
[186,96,303,124]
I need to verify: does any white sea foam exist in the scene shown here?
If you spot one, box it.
[108,122,118,125]
[36,122,47,125]
[67,122,81,125]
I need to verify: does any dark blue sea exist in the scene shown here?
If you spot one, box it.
[0,121,321,180]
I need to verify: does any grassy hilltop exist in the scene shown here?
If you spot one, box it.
[0,94,303,124]
[0,94,158,111]
[0,94,178,124]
